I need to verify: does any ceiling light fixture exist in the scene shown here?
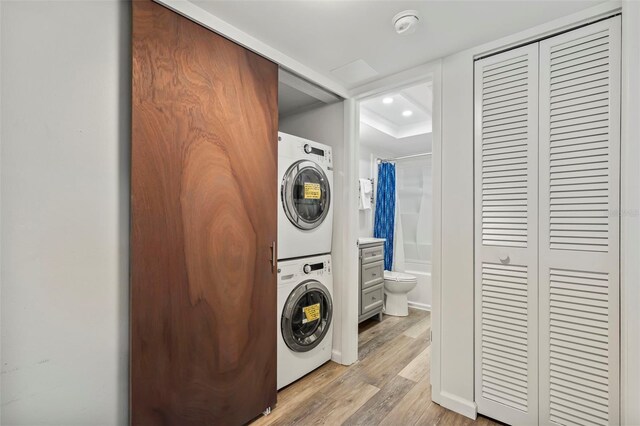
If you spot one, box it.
[393,10,420,36]
[382,97,394,104]
[402,110,413,117]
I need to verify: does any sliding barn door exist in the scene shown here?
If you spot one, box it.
[539,17,620,426]
[131,1,278,424]
[474,44,539,425]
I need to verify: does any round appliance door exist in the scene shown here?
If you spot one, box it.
[281,160,331,230]
[281,280,333,353]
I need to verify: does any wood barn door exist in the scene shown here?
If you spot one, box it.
[131,1,278,424]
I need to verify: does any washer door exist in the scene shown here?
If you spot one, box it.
[281,280,333,353]
[281,160,330,230]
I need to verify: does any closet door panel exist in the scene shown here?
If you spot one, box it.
[474,44,538,425]
[539,16,620,426]
[131,1,278,424]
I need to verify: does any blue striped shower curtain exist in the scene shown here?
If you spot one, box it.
[374,162,396,270]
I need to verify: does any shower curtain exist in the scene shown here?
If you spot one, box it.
[374,162,396,270]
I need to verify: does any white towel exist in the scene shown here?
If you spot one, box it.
[359,178,373,210]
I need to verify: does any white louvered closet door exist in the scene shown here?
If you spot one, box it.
[474,44,539,426]
[538,17,620,426]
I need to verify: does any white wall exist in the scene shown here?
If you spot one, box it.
[0,1,130,424]
[396,156,432,265]
[357,144,392,238]
[396,156,433,310]
[279,102,359,365]
[435,50,476,416]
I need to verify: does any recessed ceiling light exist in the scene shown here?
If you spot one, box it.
[402,110,413,117]
[382,97,394,104]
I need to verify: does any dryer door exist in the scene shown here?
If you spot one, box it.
[281,280,333,352]
[282,160,331,230]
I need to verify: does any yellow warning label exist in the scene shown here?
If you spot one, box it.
[302,303,321,324]
[304,182,321,199]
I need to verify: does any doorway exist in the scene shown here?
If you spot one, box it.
[355,79,434,371]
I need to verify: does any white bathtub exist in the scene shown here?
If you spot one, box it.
[402,261,432,311]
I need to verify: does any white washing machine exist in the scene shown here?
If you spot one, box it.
[277,254,333,389]
[278,132,333,260]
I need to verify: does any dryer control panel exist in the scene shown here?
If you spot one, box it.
[299,141,332,168]
[278,132,333,169]
[302,142,331,162]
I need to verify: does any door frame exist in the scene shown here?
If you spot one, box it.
[620,4,640,424]
[349,61,443,371]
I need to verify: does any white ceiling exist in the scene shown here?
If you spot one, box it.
[278,82,323,117]
[192,0,603,91]
[361,81,432,138]
[360,80,432,156]
[361,122,432,157]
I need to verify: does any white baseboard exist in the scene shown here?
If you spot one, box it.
[408,301,432,311]
[434,391,477,420]
[332,349,357,366]
[331,349,343,364]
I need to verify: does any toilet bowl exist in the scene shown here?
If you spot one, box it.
[383,271,418,317]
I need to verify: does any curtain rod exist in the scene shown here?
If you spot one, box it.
[377,152,432,163]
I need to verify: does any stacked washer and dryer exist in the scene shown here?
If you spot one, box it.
[277,132,334,390]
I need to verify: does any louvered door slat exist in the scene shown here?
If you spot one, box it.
[550,90,607,108]
[539,16,620,426]
[475,43,538,425]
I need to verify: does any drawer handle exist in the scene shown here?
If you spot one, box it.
[372,273,377,277]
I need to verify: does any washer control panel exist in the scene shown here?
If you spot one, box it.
[277,256,332,283]
[301,258,330,276]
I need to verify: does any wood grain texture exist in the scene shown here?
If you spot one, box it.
[404,315,431,339]
[342,375,417,426]
[399,346,431,383]
[130,1,278,424]
[379,371,433,426]
[252,310,504,426]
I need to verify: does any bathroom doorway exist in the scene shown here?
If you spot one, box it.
[355,78,434,364]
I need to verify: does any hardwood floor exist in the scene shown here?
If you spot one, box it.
[252,309,501,426]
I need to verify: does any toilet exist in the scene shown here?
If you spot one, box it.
[383,271,418,317]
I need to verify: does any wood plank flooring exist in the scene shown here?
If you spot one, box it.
[252,309,502,426]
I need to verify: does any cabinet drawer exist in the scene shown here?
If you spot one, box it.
[361,283,383,315]
[361,245,384,264]
[361,261,384,289]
